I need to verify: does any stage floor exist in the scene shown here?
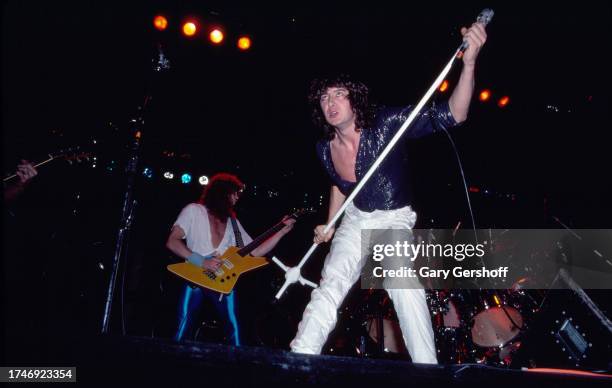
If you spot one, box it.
[62,336,611,387]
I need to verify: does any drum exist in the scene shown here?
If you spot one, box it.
[429,290,472,363]
[366,317,407,354]
[470,290,524,347]
[442,297,462,328]
[358,289,409,356]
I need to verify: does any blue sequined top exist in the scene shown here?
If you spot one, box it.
[316,100,458,212]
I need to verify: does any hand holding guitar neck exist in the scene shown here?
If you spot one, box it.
[3,160,38,203]
[14,160,38,185]
[3,147,92,183]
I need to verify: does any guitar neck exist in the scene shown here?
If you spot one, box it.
[237,221,287,256]
[3,156,57,182]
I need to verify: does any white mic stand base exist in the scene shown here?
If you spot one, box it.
[272,256,317,300]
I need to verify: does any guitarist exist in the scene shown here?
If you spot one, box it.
[166,172,295,346]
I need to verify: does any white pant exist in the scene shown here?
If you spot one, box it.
[290,202,438,364]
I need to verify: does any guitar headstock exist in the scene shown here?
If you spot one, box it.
[51,146,94,165]
[288,207,316,220]
[3,145,96,183]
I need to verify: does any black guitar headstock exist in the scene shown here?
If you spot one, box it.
[51,146,94,165]
[288,207,316,220]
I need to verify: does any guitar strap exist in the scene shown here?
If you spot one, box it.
[216,217,245,302]
[230,217,244,248]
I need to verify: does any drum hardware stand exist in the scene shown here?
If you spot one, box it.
[552,216,611,267]
[375,312,385,355]
[501,304,524,331]
[101,45,171,334]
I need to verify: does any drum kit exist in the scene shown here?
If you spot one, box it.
[324,229,549,365]
[429,285,545,365]
[325,281,545,366]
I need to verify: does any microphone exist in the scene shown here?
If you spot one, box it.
[458,8,494,56]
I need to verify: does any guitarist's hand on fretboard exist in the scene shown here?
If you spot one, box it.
[4,160,37,203]
[4,146,92,184]
[280,215,296,235]
[14,160,38,185]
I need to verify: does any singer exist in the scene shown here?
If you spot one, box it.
[290,22,487,364]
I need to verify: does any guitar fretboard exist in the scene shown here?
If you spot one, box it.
[237,221,286,256]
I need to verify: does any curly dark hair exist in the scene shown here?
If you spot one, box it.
[198,173,245,220]
[308,74,375,140]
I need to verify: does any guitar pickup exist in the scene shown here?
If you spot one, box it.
[222,259,234,269]
[204,270,217,280]
[214,268,225,277]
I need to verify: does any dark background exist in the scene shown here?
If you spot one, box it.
[2,0,611,364]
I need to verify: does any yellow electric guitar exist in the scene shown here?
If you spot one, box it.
[167,208,311,294]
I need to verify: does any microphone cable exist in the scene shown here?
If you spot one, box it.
[440,126,478,244]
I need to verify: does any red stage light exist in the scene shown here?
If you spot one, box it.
[439,80,449,92]
[498,96,510,108]
[237,36,252,50]
[479,89,491,102]
[209,29,224,44]
[153,15,168,31]
[182,21,198,37]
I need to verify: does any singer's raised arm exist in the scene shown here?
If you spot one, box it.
[449,22,488,123]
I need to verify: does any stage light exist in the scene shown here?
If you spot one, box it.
[163,171,174,179]
[479,89,491,102]
[439,80,449,92]
[182,21,198,37]
[107,160,117,172]
[143,167,153,178]
[498,96,510,108]
[153,15,168,31]
[181,173,192,184]
[237,36,252,50]
[198,175,209,185]
[209,28,224,44]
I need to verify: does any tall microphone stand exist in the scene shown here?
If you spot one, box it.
[101,45,171,334]
[272,9,494,300]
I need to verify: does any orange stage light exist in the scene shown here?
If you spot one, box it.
[209,29,224,44]
[439,80,449,92]
[182,21,197,37]
[498,96,510,108]
[237,36,252,50]
[479,89,491,102]
[153,15,168,31]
